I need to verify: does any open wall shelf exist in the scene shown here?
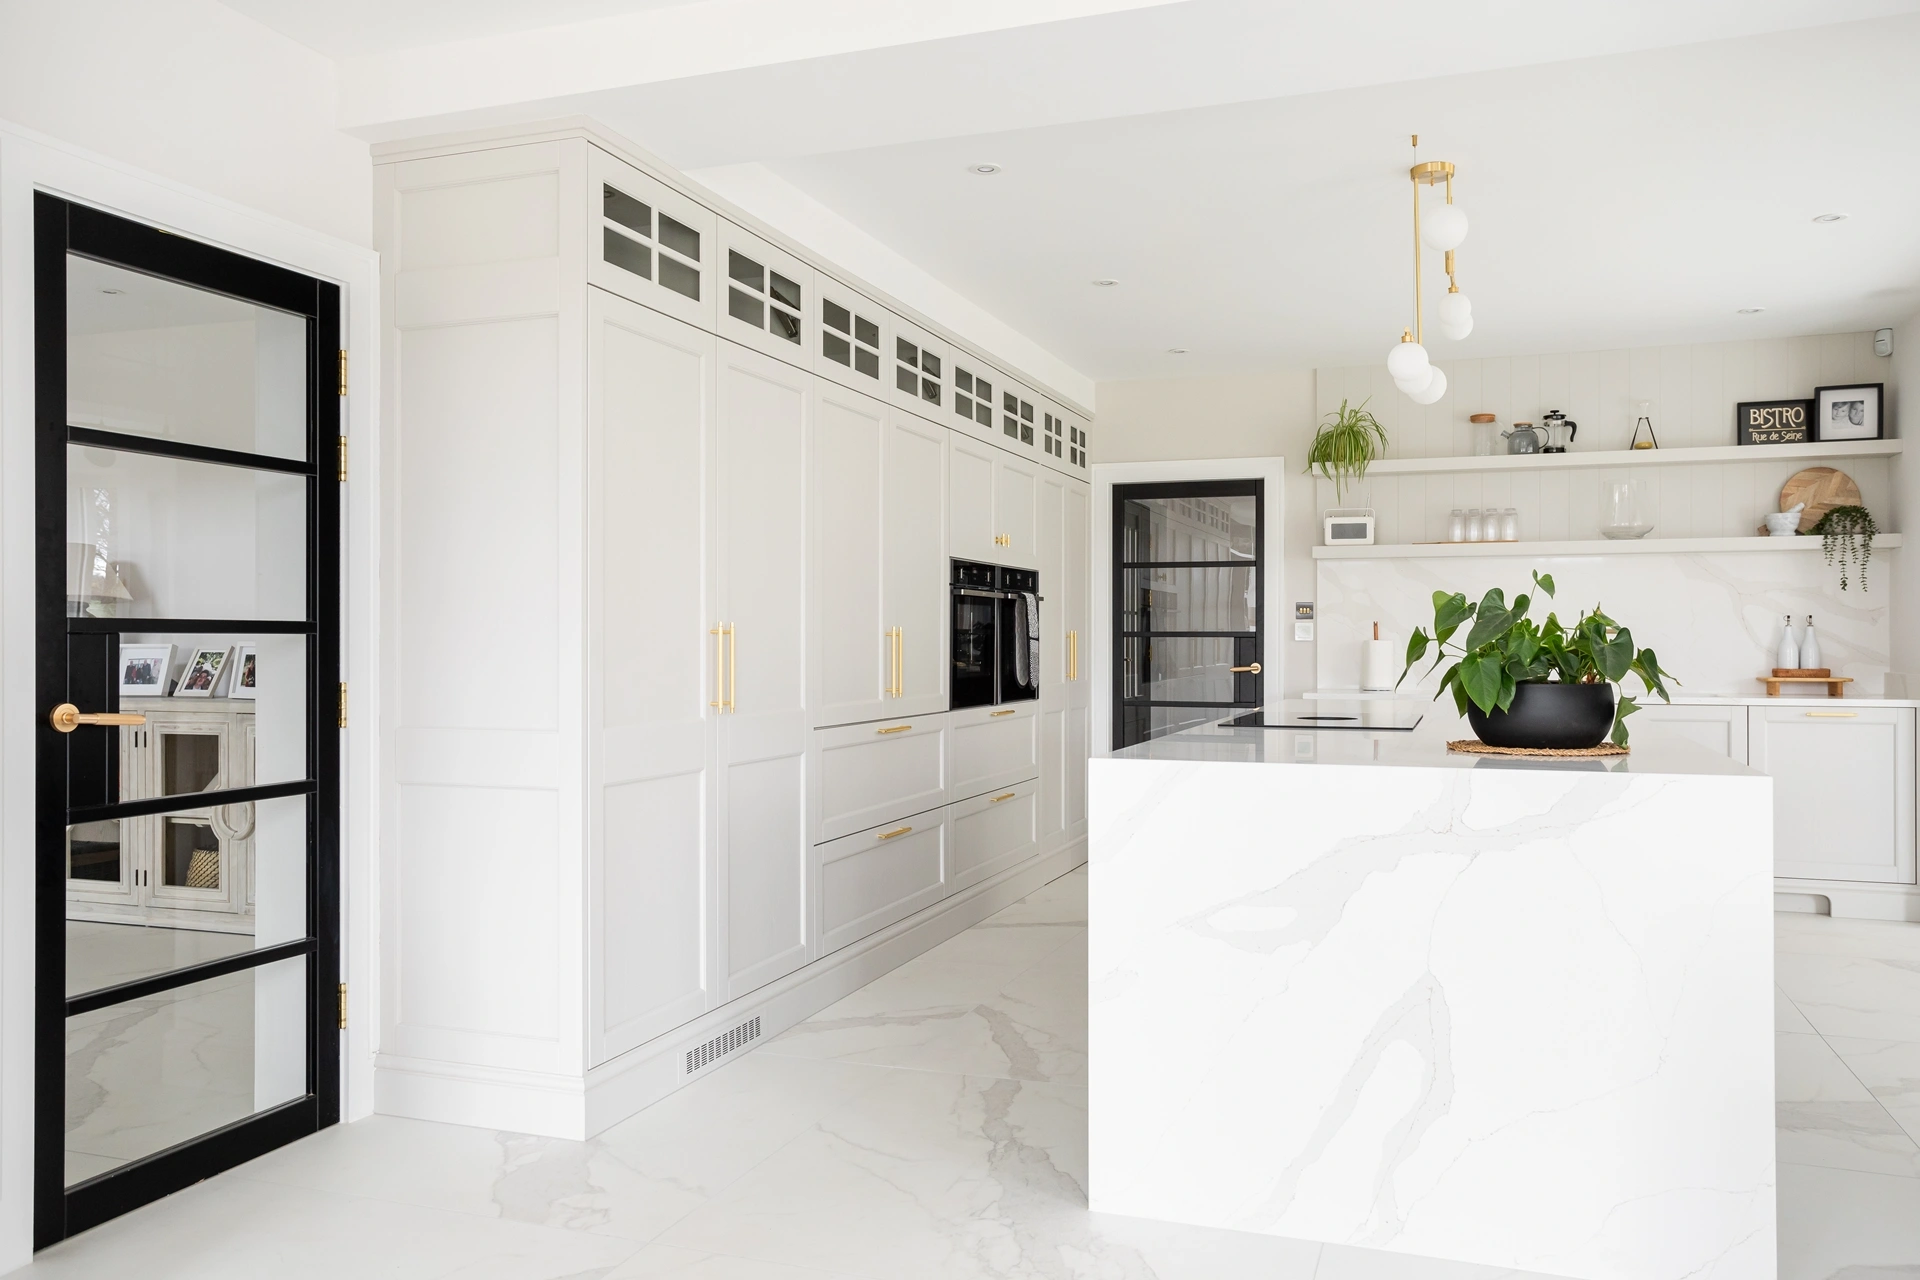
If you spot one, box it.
[1313,534,1904,561]
[1352,438,1901,478]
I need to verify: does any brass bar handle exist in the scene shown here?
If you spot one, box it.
[896,626,905,698]
[990,708,1017,717]
[1805,710,1857,717]
[876,825,913,840]
[877,724,912,735]
[989,791,1016,803]
[1068,630,1078,682]
[727,624,736,713]
[49,704,147,734]
[710,627,725,709]
[1230,663,1262,674]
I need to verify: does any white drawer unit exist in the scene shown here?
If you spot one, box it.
[718,219,814,368]
[815,273,888,394]
[949,701,1040,801]
[587,144,715,331]
[1751,705,1916,885]
[811,716,948,845]
[1627,703,1749,764]
[817,810,948,956]
[949,779,1038,895]
[890,315,948,419]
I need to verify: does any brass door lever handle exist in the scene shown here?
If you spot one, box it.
[1230,663,1261,674]
[49,704,147,733]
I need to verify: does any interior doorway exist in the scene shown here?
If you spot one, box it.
[34,194,342,1245]
[1110,480,1265,749]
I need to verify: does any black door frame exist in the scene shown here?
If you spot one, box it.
[1111,479,1265,750]
[33,193,341,1246]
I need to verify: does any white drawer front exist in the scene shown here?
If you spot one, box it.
[813,718,948,844]
[818,811,947,955]
[949,703,1039,801]
[949,779,1038,894]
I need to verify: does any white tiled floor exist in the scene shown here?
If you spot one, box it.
[18,874,1920,1279]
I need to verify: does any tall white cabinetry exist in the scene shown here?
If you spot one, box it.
[377,124,1092,1141]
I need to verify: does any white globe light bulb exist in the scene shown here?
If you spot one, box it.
[1385,340,1430,383]
[1421,204,1469,252]
[1440,315,1473,341]
[1395,370,1431,394]
[1437,290,1472,326]
[1408,365,1449,405]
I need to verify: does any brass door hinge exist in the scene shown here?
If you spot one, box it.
[337,349,349,397]
[336,435,348,482]
[337,982,348,1030]
[337,682,348,728]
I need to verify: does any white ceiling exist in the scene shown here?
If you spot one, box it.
[221,0,1920,383]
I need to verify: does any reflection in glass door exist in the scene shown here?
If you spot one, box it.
[1111,481,1264,749]
[35,195,340,1245]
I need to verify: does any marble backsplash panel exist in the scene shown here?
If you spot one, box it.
[1317,548,1894,696]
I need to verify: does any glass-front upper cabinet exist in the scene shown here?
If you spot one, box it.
[995,369,1040,458]
[587,145,717,332]
[950,354,997,445]
[717,220,814,370]
[814,274,888,396]
[1040,400,1093,477]
[888,315,947,420]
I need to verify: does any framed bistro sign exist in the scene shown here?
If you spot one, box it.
[1736,398,1814,446]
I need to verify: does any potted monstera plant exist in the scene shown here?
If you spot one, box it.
[1398,571,1675,748]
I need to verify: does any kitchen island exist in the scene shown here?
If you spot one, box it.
[1088,705,1775,1280]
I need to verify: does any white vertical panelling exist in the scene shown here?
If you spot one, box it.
[1316,332,1896,545]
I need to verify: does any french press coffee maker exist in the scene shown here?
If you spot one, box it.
[1541,409,1578,453]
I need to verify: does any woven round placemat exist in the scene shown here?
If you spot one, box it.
[1446,739,1628,758]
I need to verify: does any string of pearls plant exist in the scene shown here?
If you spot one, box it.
[1385,134,1472,405]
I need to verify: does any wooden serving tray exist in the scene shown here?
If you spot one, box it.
[1773,667,1832,678]
[1758,674,1852,697]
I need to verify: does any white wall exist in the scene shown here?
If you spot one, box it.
[0,0,371,246]
[1890,316,1920,676]
[1092,370,1319,695]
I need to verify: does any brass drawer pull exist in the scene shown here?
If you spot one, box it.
[1805,711,1858,718]
[990,791,1016,803]
[876,724,912,734]
[876,825,913,840]
[990,708,1017,717]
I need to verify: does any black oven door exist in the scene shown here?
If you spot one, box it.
[951,588,998,708]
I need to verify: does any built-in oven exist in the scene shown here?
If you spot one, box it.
[950,558,1041,710]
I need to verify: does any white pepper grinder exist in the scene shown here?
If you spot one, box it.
[1800,616,1822,670]
[1776,614,1800,670]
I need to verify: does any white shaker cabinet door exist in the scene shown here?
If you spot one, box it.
[882,408,949,717]
[811,382,888,729]
[714,340,813,999]
[1751,705,1916,884]
[949,433,999,565]
[1627,703,1748,763]
[588,291,717,1064]
[994,449,1040,569]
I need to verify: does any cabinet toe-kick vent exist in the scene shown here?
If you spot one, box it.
[685,1016,761,1074]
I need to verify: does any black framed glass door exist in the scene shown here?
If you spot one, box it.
[1112,481,1264,749]
[35,194,341,1245]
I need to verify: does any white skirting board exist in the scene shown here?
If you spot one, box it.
[1776,880,1920,923]
[373,837,1087,1138]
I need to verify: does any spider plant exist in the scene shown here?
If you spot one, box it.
[1306,398,1388,499]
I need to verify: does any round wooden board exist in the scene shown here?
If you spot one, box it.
[1780,467,1861,532]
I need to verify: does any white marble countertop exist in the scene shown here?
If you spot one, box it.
[1308,687,1920,709]
[1107,700,1756,776]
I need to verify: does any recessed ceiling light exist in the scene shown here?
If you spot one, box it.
[967,162,1002,176]
[1812,213,1849,223]
[1737,307,1765,314]
[1167,348,1189,354]
[1091,278,1120,287]
[99,287,124,295]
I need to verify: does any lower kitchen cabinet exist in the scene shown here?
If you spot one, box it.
[817,809,948,956]
[811,715,947,844]
[1628,702,1748,764]
[949,701,1040,801]
[1750,705,1916,884]
[950,778,1040,894]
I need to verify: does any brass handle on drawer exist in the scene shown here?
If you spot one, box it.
[1805,710,1857,717]
[1230,663,1262,674]
[49,704,147,733]
[876,825,913,840]
[990,709,1017,717]
[877,724,912,734]
[990,792,1016,803]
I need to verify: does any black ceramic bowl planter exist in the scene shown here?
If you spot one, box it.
[1465,680,1616,750]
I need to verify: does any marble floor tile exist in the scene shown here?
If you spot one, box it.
[917,920,1085,972]
[1776,1032,1875,1102]
[1775,950,1920,1042]
[1776,1102,1920,1177]
[979,868,1087,927]
[1778,1162,1920,1280]
[1777,985,1816,1034]
[14,1173,639,1279]
[1775,912,1920,962]
[1315,1241,1573,1279]
[605,1242,865,1278]
[240,1053,877,1242]
[1826,1036,1920,1146]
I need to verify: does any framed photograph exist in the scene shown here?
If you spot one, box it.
[1736,399,1813,446]
[1813,383,1884,442]
[174,646,232,698]
[118,643,174,697]
[232,644,258,700]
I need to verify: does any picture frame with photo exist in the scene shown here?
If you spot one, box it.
[232,644,257,700]
[1812,383,1884,442]
[118,643,175,697]
[174,646,233,698]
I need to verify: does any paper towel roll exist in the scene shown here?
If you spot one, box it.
[1361,638,1396,691]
